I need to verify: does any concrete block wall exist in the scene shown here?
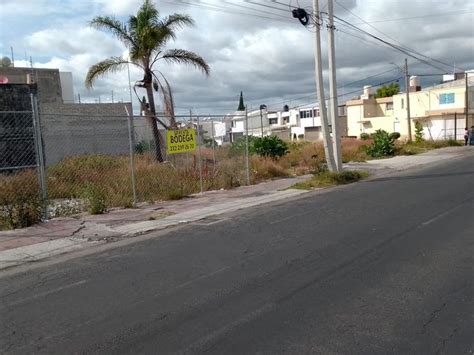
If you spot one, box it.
[40,103,132,166]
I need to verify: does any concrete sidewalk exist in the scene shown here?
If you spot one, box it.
[0,146,471,271]
[0,176,311,270]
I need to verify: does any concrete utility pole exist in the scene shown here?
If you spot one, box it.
[405,58,412,142]
[327,0,342,172]
[312,0,336,172]
[466,72,470,128]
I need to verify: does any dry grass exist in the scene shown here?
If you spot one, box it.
[0,138,419,229]
[292,170,369,190]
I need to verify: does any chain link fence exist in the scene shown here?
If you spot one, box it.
[0,101,44,229]
[0,98,251,229]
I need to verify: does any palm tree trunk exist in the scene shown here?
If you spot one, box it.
[145,81,164,162]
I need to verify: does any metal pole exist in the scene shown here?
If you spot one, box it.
[327,0,342,172]
[210,114,216,165]
[245,107,250,185]
[454,112,457,140]
[313,0,336,172]
[125,105,137,206]
[405,58,412,142]
[31,94,48,220]
[466,72,469,128]
[196,115,204,193]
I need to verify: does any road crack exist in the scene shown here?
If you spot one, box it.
[422,302,447,333]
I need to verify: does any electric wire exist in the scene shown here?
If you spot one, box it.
[333,0,464,71]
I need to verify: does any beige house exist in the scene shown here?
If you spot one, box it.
[346,86,399,137]
[347,73,474,140]
[392,75,473,140]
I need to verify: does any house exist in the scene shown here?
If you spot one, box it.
[291,103,347,141]
[346,85,398,138]
[228,94,347,142]
[392,72,474,140]
[346,72,474,140]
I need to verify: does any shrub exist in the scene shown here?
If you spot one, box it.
[389,132,401,140]
[0,170,42,230]
[360,133,370,140]
[253,135,289,158]
[415,121,424,143]
[82,183,107,215]
[364,129,396,157]
[292,169,368,189]
[228,135,258,157]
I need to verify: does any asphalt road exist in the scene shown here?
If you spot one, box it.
[1,151,474,354]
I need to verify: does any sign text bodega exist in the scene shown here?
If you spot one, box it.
[167,129,197,154]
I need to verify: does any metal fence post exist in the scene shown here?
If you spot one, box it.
[245,107,250,185]
[196,115,204,194]
[31,94,48,220]
[125,105,137,206]
[210,114,216,165]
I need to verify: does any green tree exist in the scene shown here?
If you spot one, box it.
[85,0,210,162]
[374,82,400,98]
[237,91,245,111]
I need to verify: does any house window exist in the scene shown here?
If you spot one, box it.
[439,93,455,105]
[386,103,393,110]
[283,116,289,124]
[232,120,236,128]
[313,109,320,117]
[269,117,278,124]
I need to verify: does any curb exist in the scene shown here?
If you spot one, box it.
[0,189,308,271]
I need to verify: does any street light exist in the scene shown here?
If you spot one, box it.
[259,104,267,137]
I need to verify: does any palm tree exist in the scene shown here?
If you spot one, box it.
[85,0,210,162]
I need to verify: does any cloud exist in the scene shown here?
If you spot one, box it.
[91,0,144,16]
[25,27,121,57]
[4,0,473,114]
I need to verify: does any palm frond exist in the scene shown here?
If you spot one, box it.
[161,14,194,30]
[90,16,134,47]
[160,49,210,76]
[85,57,129,89]
[152,71,176,125]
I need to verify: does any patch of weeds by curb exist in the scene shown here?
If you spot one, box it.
[291,170,369,190]
[148,210,176,220]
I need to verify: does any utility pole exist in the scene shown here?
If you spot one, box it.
[466,72,469,128]
[259,104,266,137]
[404,58,412,142]
[327,0,342,172]
[312,0,336,172]
[245,106,250,185]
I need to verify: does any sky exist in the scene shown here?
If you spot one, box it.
[0,0,473,115]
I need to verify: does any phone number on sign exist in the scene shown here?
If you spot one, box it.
[168,143,195,152]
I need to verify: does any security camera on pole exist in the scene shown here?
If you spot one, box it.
[293,0,340,172]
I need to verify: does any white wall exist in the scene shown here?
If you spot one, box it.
[59,72,74,103]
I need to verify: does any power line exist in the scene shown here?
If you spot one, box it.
[246,69,403,108]
[333,0,463,72]
[330,15,452,72]
[243,0,293,13]
[164,0,291,23]
[352,10,474,25]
